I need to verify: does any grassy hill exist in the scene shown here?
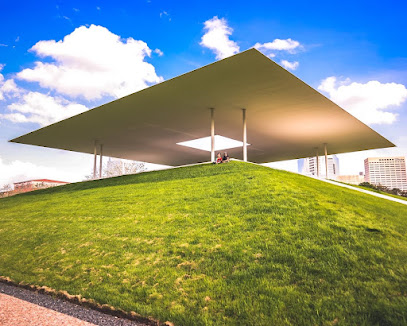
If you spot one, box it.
[1,161,406,325]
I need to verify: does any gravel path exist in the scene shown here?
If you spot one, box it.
[0,293,95,326]
[0,282,149,326]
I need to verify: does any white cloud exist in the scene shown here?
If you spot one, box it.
[154,48,164,56]
[0,92,88,126]
[17,25,163,100]
[0,66,21,100]
[318,77,407,125]
[254,38,302,62]
[200,16,240,60]
[0,155,80,186]
[159,11,171,21]
[280,60,299,70]
[0,79,21,100]
[255,38,300,51]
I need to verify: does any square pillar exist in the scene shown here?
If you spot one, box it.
[99,144,103,178]
[93,141,97,179]
[324,143,328,179]
[242,108,247,162]
[210,108,215,162]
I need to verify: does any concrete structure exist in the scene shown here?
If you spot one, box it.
[12,179,69,194]
[337,174,365,185]
[298,155,339,179]
[10,49,395,173]
[364,157,407,190]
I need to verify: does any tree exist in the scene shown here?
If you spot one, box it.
[390,188,402,196]
[359,182,376,189]
[84,158,146,180]
[0,184,13,198]
[358,182,407,198]
[1,184,12,191]
[104,159,146,178]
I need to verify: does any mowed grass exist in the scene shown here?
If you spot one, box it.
[1,161,407,325]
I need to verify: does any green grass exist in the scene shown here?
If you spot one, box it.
[1,161,407,325]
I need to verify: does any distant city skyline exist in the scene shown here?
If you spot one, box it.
[295,154,407,191]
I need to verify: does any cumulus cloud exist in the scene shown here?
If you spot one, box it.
[0,66,21,100]
[280,60,299,70]
[0,92,88,126]
[0,155,80,187]
[318,77,407,125]
[200,16,240,60]
[254,38,301,58]
[0,79,21,100]
[17,25,163,100]
[255,38,300,51]
[154,48,164,56]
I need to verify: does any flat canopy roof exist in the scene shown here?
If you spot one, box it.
[11,49,394,166]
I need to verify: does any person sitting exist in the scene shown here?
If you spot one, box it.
[216,153,223,164]
[222,152,230,163]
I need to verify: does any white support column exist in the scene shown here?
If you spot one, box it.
[99,144,103,179]
[324,143,328,179]
[210,108,215,162]
[316,148,320,177]
[93,141,97,179]
[242,108,247,162]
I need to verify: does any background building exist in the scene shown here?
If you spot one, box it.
[337,173,364,185]
[13,179,69,195]
[298,155,339,179]
[364,157,407,190]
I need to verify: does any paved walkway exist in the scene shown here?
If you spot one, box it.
[314,177,407,206]
[0,282,147,326]
[260,162,407,206]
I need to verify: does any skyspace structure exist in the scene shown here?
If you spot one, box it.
[11,49,394,177]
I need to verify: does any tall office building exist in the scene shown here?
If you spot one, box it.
[298,155,339,179]
[364,157,407,190]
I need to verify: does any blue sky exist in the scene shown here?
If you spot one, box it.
[1,0,407,185]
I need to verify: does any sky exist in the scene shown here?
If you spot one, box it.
[1,0,407,186]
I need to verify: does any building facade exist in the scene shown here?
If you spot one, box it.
[298,155,339,179]
[364,157,407,190]
[13,179,69,194]
[337,173,365,185]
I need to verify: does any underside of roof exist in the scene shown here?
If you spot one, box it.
[10,48,395,166]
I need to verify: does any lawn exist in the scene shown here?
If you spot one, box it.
[0,161,406,325]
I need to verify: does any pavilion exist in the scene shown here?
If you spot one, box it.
[10,48,394,178]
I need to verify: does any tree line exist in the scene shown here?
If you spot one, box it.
[358,182,407,198]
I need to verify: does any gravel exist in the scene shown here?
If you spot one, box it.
[0,282,150,326]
